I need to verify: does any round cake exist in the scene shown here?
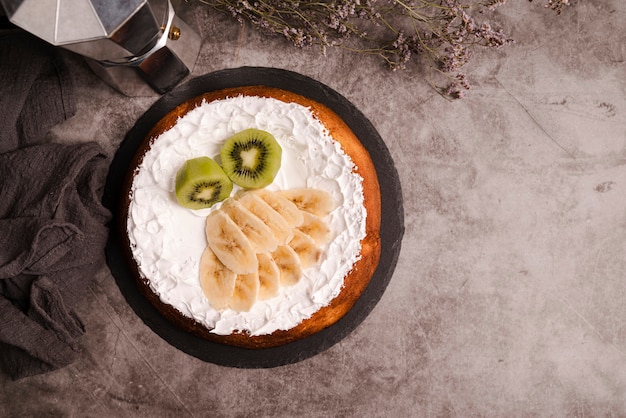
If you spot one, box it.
[121,86,381,348]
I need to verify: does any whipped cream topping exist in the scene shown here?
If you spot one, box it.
[127,95,366,336]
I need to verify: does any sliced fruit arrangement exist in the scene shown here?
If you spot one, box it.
[199,188,336,312]
[175,156,233,209]
[237,191,292,245]
[205,210,257,275]
[172,129,335,311]
[220,128,282,189]
[277,188,335,217]
[220,199,277,253]
[174,128,282,210]
[229,272,260,312]
[253,188,304,227]
[198,247,236,310]
[256,253,280,300]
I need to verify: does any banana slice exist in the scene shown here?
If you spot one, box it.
[205,210,258,275]
[252,189,304,227]
[237,192,292,244]
[277,188,336,217]
[229,271,260,312]
[271,245,303,286]
[199,246,237,310]
[221,199,278,253]
[297,211,332,244]
[257,253,280,300]
[288,229,321,268]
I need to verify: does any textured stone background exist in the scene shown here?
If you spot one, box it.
[2,0,626,416]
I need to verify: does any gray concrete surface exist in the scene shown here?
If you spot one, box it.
[2,0,626,416]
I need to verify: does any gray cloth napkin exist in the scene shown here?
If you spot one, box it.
[0,31,111,380]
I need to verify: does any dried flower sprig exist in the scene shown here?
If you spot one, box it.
[531,0,571,15]
[195,0,563,98]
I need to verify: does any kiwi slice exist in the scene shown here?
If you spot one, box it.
[175,156,233,209]
[220,128,282,189]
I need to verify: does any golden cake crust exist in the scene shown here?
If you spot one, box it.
[120,86,381,349]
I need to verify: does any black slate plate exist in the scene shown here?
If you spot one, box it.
[103,67,404,368]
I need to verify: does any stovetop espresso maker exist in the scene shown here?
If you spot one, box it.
[1,0,201,95]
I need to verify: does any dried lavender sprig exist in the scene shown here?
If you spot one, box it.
[529,0,571,15]
[196,0,515,98]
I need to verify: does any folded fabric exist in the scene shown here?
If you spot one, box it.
[0,31,111,380]
[0,31,75,153]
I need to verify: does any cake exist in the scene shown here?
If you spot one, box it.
[121,86,381,349]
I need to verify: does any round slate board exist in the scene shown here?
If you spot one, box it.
[103,67,404,368]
